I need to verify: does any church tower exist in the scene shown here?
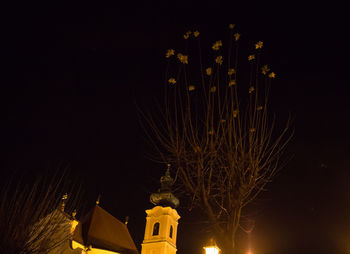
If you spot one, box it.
[141,165,180,254]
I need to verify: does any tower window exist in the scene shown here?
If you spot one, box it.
[152,222,160,236]
[169,225,173,238]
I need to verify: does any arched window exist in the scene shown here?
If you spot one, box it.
[169,225,173,238]
[152,222,160,236]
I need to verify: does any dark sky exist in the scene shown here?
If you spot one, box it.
[2,1,350,254]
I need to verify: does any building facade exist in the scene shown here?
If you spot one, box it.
[50,166,179,254]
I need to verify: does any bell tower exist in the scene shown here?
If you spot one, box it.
[141,165,180,254]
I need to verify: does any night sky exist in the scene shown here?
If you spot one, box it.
[2,1,350,254]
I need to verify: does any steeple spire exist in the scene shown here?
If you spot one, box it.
[96,194,101,205]
[61,193,68,212]
[160,164,173,192]
[150,164,179,208]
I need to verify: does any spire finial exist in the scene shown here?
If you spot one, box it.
[96,194,101,205]
[125,216,129,225]
[72,209,77,219]
[160,164,174,192]
[61,193,68,212]
[150,164,179,208]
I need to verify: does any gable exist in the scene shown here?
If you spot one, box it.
[73,205,138,254]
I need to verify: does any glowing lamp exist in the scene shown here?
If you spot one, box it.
[204,239,220,254]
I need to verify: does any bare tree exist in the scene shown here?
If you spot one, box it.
[0,173,80,254]
[141,27,292,254]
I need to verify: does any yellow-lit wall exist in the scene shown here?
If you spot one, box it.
[141,206,180,254]
[70,220,79,234]
[72,241,120,254]
[69,220,120,254]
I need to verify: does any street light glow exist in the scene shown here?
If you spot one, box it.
[204,246,220,254]
[204,239,220,254]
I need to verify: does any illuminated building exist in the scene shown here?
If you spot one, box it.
[141,165,180,254]
[46,167,179,254]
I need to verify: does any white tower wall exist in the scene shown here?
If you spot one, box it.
[141,206,180,254]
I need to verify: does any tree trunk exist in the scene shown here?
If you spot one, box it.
[212,207,241,254]
[217,233,235,254]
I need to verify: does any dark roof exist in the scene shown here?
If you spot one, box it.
[73,205,138,254]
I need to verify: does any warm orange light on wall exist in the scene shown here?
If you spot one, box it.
[70,220,79,234]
